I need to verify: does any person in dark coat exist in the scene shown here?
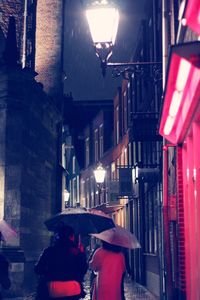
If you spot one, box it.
[34,225,88,300]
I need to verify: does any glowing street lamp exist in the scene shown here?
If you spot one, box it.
[94,163,106,184]
[85,0,161,77]
[86,0,119,75]
[86,1,119,46]
[94,163,106,205]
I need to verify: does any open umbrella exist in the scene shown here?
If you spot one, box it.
[45,207,115,235]
[0,220,18,244]
[90,225,141,249]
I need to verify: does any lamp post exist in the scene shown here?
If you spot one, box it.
[85,0,161,77]
[94,163,106,206]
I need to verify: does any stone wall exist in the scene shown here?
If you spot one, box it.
[0,65,61,298]
[0,0,64,297]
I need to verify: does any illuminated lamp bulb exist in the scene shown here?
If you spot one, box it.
[86,6,119,45]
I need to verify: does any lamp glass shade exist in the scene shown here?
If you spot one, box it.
[94,165,106,183]
[86,6,119,44]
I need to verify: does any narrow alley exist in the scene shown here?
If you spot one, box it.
[1,0,200,299]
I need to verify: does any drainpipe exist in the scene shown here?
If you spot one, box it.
[162,0,169,89]
[162,1,173,299]
[22,0,28,68]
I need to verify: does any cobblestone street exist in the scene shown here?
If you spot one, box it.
[24,272,159,300]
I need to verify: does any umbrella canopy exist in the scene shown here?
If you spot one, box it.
[91,225,141,249]
[45,207,115,235]
[89,208,111,219]
[0,220,18,244]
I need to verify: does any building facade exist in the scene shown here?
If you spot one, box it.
[159,0,200,299]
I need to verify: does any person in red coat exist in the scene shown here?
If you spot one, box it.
[89,241,126,300]
[34,226,88,300]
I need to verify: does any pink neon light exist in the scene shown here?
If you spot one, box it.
[169,91,183,117]
[176,59,191,91]
[181,67,200,120]
[159,42,200,144]
[184,0,200,35]
[164,116,175,135]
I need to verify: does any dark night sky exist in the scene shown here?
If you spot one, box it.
[63,0,148,101]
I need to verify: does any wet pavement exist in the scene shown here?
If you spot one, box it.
[123,277,159,300]
[83,272,159,300]
[24,272,159,300]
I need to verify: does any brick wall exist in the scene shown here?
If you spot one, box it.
[0,0,63,99]
[0,0,24,56]
[35,0,63,98]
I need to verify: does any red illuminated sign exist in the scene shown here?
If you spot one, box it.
[182,0,200,35]
[159,42,200,144]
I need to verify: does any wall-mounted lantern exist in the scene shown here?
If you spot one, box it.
[94,163,106,184]
[85,0,161,77]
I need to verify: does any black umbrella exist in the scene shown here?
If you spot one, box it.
[45,207,115,235]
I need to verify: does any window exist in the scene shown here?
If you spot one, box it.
[86,178,90,208]
[72,156,76,174]
[81,180,86,207]
[138,142,142,162]
[94,129,99,162]
[72,177,77,205]
[128,143,132,166]
[90,177,95,208]
[144,187,158,254]
[99,124,104,158]
[123,91,128,132]
[116,106,119,144]
[111,162,116,180]
[133,142,137,165]
[62,143,66,168]
[127,82,132,127]
[121,150,125,166]
[85,137,90,167]
[116,158,120,180]
[124,148,128,166]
